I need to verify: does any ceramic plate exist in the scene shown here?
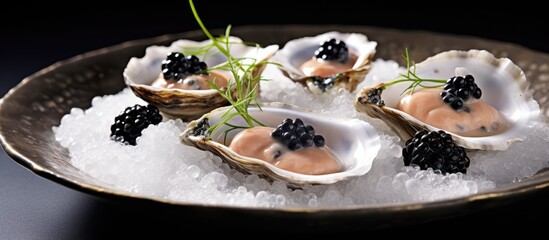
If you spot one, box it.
[1,25,548,229]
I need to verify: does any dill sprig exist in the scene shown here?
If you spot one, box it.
[189,0,266,141]
[383,49,446,94]
[180,37,243,61]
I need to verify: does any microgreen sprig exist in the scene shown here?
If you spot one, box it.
[383,49,446,94]
[189,0,267,141]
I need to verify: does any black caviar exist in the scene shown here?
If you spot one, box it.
[161,52,208,80]
[110,104,162,145]
[271,118,325,151]
[402,130,470,174]
[441,75,482,111]
[314,38,349,63]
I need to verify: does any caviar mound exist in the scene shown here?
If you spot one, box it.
[402,130,470,174]
[314,38,349,63]
[161,52,208,80]
[271,118,325,151]
[441,75,482,110]
[110,104,163,145]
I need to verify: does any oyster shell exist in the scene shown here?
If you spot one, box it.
[180,103,380,186]
[272,31,377,94]
[124,37,278,120]
[355,50,540,150]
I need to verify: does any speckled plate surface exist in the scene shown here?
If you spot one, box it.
[1,25,548,230]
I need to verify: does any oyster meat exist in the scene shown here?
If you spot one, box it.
[124,37,278,120]
[180,103,380,186]
[355,50,540,150]
[273,31,377,94]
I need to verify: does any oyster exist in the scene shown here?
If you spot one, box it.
[272,31,377,94]
[124,37,278,120]
[180,103,380,186]
[355,50,540,150]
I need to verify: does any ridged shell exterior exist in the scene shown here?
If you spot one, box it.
[355,50,540,150]
[180,103,380,187]
[124,37,278,120]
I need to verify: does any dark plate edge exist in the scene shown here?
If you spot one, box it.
[0,25,548,218]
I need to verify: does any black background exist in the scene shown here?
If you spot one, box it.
[1,0,547,238]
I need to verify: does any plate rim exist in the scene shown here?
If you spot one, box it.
[1,24,548,217]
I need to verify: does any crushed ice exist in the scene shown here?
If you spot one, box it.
[53,60,549,208]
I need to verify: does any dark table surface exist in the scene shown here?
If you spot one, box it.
[1,1,548,238]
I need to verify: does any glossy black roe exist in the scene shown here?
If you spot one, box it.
[441,75,482,111]
[402,130,470,174]
[271,118,325,151]
[314,38,349,63]
[162,52,208,80]
[311,76,336,92]
[110,104,163,145]
[193,118,211,137]
[367,87,384,106]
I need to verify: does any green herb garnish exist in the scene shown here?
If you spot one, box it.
[382,48,446,94]
[360,49,448,107]
[188,0,267,141]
